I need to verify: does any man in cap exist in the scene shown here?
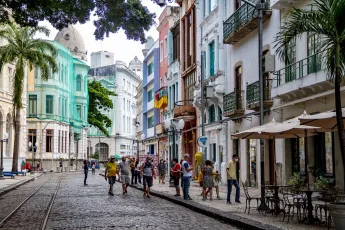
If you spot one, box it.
[181,154,193,200]
[140,156,156,198]
[105,155,118,196]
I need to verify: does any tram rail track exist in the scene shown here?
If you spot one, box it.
[0,176,62,230]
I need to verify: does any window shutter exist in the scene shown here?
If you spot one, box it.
[168,30,173,65]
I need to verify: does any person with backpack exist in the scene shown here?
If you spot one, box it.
[140,156,156,198]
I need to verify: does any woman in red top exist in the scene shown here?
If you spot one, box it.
[171,158,181,196]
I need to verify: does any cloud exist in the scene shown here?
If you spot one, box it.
[36,0,167,66]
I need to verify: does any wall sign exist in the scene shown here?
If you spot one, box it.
[197,136,209,148]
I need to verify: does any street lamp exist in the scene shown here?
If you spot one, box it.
[29,141,38,174]
[0,132,9,179]
[152,0,175,7]
[163,118,185,160]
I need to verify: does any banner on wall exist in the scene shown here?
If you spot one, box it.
[210,131,217,144]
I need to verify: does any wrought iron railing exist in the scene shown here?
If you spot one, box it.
[223,89,244,114]
[246,80,271,107]
[273,53,323,87]
[223,1,258,42]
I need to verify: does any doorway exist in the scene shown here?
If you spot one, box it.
[268,139,275,184]
[235,66,242,109]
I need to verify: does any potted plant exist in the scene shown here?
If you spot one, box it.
[314,176,330,190]
[287,172,304,189]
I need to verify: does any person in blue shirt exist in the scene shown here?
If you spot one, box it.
[83,160,89,186]
[181,154,193,200]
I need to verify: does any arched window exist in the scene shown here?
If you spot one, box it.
[95,143,109,162]
[76,75,81,91]
[209,105,215,123]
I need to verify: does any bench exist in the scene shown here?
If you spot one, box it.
[3,173,15,178]
[3,171,26,176]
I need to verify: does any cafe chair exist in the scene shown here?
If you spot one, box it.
[242,181,261,214]
[281,188,304,223]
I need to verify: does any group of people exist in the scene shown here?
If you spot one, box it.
[82,153,241,204]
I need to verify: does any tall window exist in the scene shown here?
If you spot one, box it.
[29,95,37,115]
[164,37,168,57]
[184,72,196,105]
[172,23,180,61]
[307,33,321,74]
[285,39,296,82]
[218,106,222,121]
[209,41,215,77]
[46,129,53,152]
[76,105,82,119]
[147,89,154,102]
[209,105,215,123]
[160,41,163,61]
[148,62,154,75]
[46,95,53,114]
[123,98,125,111]
[58,130,61,153]
[291,138,305,175]
[148,116,154,129]
[76,75,81,91]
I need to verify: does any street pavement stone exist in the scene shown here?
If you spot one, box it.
[0,172,237,229]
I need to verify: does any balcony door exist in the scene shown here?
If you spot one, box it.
[307,33,322,74]
[235,66,242,109]
[285,39,296,82]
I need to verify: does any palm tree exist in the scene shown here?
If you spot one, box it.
[0,22,57,172]
[274,0,345,186]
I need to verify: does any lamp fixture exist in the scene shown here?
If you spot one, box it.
[152,0,175,7]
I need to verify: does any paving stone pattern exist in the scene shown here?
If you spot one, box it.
[0,172,237,229]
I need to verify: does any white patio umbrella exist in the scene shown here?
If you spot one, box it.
[299,108,345,130]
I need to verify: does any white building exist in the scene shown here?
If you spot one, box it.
[90,51,115,68]
[0,37,27,171]
[88,53,142,160]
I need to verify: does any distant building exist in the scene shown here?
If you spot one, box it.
[27,25,89,171]
[88,53,141,160]
[90,51,115,68]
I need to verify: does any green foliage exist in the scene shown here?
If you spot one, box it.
[91,152,99,160]
[314,176,330,190]
[0,0,156,44]
[88,80,116,137]
[0,22,57,172]
[288,172,304,188]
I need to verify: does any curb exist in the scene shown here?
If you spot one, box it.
[127,183,282,230]
[0,174,44,197]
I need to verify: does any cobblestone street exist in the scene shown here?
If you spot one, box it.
[0,173,236,230]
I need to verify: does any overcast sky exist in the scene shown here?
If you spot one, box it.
[37,0,172,66]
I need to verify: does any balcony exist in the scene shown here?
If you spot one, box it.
[173,100,196,121]
[270,0,299,10]
[246,80,273,111]
[154,87,168,110]
[271,53,332,101]
[223,90,245,118]
[223,1,272,45]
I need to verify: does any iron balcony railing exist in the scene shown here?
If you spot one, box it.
[223,1,258,42]
[246,80,272,107]
[223,89,244,114]
[273,53,323,87]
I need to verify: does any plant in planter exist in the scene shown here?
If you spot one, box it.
[288,172,304,189]
[314,176,330,190]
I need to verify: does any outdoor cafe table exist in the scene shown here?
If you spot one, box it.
[261,185,291,215]
[299,189,323,225]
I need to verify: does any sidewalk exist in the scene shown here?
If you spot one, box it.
[131,177,329,230]
[0,173,43,196]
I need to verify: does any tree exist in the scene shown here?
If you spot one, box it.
[274,0,345,186]
[0,0,156,43]
[88,80,116,137]
[0,23,58,172]
[91,152,99,160]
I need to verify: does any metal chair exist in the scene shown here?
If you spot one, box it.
[242,181,261,214]
[281,188,304,223]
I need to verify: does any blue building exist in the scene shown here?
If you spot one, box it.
[141,37,159,160]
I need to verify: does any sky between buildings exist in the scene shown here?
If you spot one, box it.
[36,0,175,66]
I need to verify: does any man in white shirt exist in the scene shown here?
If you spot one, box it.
[134,159,142,184]
[181,154,193,200]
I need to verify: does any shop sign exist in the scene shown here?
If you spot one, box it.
[210,131,217,144]
[156,123,164,135]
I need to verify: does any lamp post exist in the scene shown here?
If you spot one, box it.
[141,133,146,160]
[0,132,9,179]
[163,119,185,161]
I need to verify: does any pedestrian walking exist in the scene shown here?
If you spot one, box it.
[181,154,193,200]
[92,162,96,175]
[130,158,136,184]
[212,162,222,200]
[119,157,131,194]
[60,160,63,172]
[202,160,214,201]
[83,160,89,186]
[226,154,240,204]
[158,159,166,184]
[141,157,156,198]
[105,156,118,196]
[171,158,181,196]
[134,159,142,184]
